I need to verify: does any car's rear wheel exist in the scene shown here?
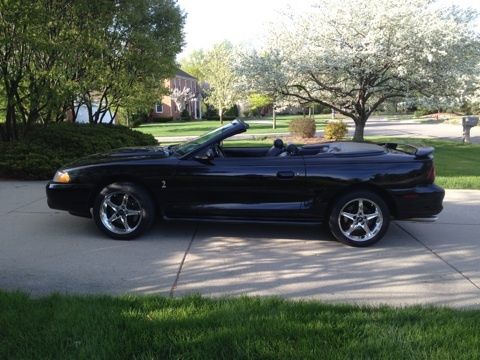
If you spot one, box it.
[329,191,390,247]
[93,182,155,240]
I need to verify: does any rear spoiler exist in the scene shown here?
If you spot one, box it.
[380,143,435,159]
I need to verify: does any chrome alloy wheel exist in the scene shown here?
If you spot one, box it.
[99,192,143,235]
[337,198,383,242]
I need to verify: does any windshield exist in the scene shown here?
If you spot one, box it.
[173,123,234,156]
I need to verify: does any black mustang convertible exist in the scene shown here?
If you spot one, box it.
[47,119,444,247]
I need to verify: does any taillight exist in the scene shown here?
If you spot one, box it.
[426,165,436,183]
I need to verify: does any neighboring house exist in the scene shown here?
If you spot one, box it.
[151,69,202,120]
[67,103,116,124]
[75,104,116,124]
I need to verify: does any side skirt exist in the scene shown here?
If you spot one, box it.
[162,215,323,226]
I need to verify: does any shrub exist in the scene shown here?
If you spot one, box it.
[152,116,174,123]
[180,109,191,121]
[414,109,433,118]
[0,123,157,180]
[225,104,239,117]
[129,112,149,128]
[288,118,316,138]
[324,121,348,141]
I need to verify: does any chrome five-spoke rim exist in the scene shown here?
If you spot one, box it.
[338,198,383,242]
[99,192,143,234]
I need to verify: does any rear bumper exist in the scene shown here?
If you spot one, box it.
[388,184,445,220]
[46,182,96,217]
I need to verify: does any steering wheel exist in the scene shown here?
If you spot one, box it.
[214,143,225,158]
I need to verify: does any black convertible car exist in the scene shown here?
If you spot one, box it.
[47,119,444,246]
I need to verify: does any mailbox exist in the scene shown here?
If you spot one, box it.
[462,116,479,127]
[462,116,478,144]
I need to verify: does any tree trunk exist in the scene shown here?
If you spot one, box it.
[219,109,223,125]
[353,118,366,142]
[5,99,18,141]
[272,109,276,129]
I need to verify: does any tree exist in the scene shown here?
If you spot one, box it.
[237,48,299,129]
[180,50,207,82]
[0,0,185,140]
[247,93,272,116]
[203,42,240,124]
[79,0,185,124]
[254,0,480,141]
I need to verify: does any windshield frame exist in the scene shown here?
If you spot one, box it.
[172,119,248,158]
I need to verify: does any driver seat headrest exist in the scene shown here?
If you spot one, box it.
[286,144,299,155]
[266,138,285,156]
[273,138,284,148]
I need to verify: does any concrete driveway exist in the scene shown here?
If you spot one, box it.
[1,181,479,307]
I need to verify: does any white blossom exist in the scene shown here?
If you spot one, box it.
[171,87,195,113]
[240,0,480,140]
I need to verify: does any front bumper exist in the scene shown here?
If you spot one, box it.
[388,184,445,220]
[46,182,96,217]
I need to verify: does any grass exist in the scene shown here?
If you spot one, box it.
[2,291,480,359]
[136,115,330,137]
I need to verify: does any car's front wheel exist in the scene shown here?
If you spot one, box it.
[93,182,155,240]
[329,191,390,247]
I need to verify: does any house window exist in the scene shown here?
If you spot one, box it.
[155,104,163,113]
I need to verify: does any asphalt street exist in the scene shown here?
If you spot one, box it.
[1,181,479,307]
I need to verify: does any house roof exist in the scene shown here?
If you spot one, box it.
[175,69,197,80]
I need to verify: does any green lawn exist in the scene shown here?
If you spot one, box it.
[414,140,480,190]
[137,115,330,137]
[1,291,480,359]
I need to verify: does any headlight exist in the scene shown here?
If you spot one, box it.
[53,170,71,183]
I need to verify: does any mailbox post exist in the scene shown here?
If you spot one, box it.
[462,116,479,144]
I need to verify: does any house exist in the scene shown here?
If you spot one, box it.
[74,103,116,124]
[66,102,116,124]
[151,69,202,120]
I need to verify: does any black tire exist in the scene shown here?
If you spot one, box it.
[93,182,155,240]
[328,191,390,247]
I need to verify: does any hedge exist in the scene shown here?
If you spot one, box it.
[0,123,157,180]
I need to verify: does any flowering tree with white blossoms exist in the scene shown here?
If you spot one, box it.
[250,0,480,141]
[237,49,300,129]
[171,87,195,114]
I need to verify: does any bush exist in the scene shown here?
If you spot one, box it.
[129,112,149,128]
[324,121,348,141]
[180,109,192,121]
[225,104,239,117]
[0,123,157,180]
[288,118,316,138]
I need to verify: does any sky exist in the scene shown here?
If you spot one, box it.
[176,0,480,59]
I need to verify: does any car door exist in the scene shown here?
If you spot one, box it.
[164,155,307,220]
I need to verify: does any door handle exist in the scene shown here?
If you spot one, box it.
[277,171,295,179]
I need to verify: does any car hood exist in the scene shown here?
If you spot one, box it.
[64,146,171,168]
